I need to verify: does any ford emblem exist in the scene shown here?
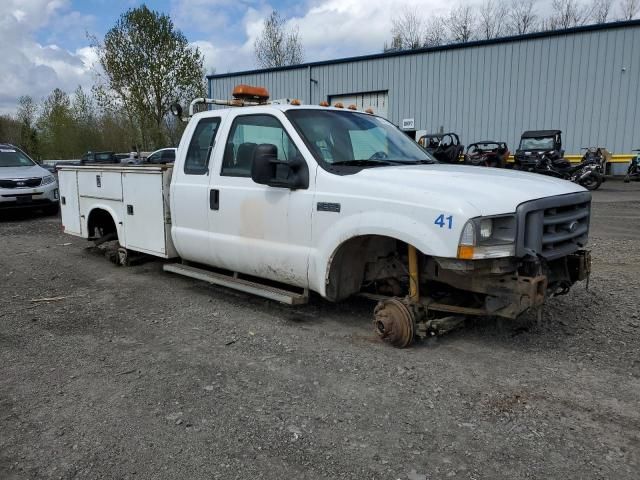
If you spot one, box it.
[567,220,579,233]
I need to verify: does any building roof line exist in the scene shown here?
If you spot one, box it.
[207,19,640,80]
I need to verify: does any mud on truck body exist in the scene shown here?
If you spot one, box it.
[58,85,592,348]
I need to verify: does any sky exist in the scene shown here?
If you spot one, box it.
[0,0,606,114]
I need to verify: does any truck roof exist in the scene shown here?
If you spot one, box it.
[193,104,377,117]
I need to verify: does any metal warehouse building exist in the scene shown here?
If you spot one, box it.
[208,20,640,173]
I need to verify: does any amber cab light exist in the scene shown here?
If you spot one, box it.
[334,102,344,108]
[232,84,270,101]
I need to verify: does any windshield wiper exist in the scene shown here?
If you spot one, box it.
[405,159,437,164]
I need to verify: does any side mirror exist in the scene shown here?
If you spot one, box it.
[251,144,309,190]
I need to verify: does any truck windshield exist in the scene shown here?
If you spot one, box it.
[0,148,36,167]
[287,110,435,166]
[519,137,555,150]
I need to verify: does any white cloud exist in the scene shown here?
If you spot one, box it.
[0,0,96,113]
[184,0,450,75]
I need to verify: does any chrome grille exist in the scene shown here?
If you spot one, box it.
[0,177,42,189]
[516,192,591,260]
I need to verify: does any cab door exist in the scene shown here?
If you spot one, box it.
[206,111,315,288]
[170,113,225,264]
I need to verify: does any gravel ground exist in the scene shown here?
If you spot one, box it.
[1,180,639,480]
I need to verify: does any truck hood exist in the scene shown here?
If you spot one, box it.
[357,163,586,216]
[0,164,49,179]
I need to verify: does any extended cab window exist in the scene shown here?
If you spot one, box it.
[184,117,221,175]
[222,114,301,177]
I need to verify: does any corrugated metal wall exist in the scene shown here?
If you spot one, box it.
[209,24,640,154]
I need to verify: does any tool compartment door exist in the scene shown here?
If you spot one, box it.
[121,171,168,256]
[58,170,82,236]
[77,171,123,200]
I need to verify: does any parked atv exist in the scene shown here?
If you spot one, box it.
[625,149,640,182]
[464,141,509,168]
[581,146,609,182]
[418,132,464,163]
[532,152,603,190]
[513,130,564,171]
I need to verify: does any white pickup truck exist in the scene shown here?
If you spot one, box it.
[58,87,591,347]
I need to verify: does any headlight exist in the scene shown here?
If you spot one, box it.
[479,218,492,240]
[457,215,517,259]
[41,175,55,185]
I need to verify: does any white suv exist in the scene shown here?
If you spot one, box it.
[0,144,59,215]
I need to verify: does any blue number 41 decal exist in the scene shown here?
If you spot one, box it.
[434,214,453,229]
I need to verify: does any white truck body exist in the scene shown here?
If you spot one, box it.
[59,103,591,346]
[58,165,177,258]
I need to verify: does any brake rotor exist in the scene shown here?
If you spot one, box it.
[373,298,416,348]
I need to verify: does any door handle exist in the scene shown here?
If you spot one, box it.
[209,189,219,210]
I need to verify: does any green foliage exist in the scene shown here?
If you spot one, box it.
[0,115,22,147]
[95,4,205,149]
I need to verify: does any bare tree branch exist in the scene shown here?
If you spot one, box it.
[591,0,613,22]
[254,10,304,68]
[424,16,448,47]
[507,0,538,35]
[619,0,640,19]
[478,0,509,39]
[390,8,425,50]
[448,4,477,42]
[545,0,591,29]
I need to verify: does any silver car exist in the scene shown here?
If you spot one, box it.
[0,144,60,215]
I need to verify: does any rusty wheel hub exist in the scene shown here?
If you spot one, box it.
[373,298,416,348]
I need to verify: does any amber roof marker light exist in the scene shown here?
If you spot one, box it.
[232,84,270,103]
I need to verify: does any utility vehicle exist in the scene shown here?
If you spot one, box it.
[464,141,509,168]
[513,130,564,171]
[58,86,592,348]
[417,132,464,163]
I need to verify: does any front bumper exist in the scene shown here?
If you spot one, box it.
[427,250,591,319]
[0,182,59,209]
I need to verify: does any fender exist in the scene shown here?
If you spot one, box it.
[308,210,461,297]
[85,204,125,244]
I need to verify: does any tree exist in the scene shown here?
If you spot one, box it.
[38,88,75,159]
[508,0,538,35]
[619,0,640,19]
[16,95,39,156]
[254,10,304,68]
[479,0,509,39]
[390,9,425,50]
[546,0,590,29]
[0,115,22,147]
[591,0,613,22]
[448,4,477,42]
[424,16,448,47]
[94,5,205,149]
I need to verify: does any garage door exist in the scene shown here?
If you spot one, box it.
[328,91,388,118]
